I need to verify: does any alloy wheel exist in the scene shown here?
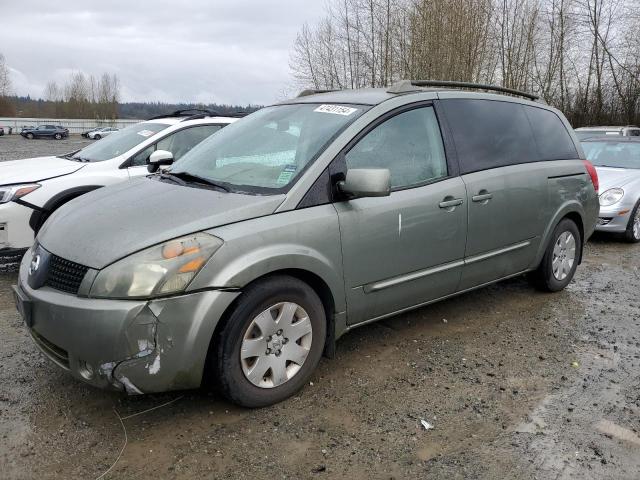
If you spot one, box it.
[552,231,576,281]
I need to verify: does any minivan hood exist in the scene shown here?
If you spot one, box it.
[595,166,640,192]
[38,177,285,269]
[0,156,84,184]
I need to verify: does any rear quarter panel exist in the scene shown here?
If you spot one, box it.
[535,160,599,266]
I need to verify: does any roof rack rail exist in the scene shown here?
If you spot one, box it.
[179,111,250,122]
[387,80,540,101]
[297,89,338,97]
[148,108,222,120]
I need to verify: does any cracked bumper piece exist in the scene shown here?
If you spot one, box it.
[17,261,240,394]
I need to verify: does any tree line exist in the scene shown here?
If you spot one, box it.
[290,0,640,127]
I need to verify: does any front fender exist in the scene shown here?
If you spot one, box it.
[189,206,346,313]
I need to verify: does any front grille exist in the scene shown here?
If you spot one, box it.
[31,330,70,369]
[44,255,89,294]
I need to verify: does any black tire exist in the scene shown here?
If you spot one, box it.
[213,275,326,407]
[54,133,62,140]
[26,133,34,139]
[94,134,101,140]
[623,200,640,243]
[532,218,582,292]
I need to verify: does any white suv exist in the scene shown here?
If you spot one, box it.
[0,110,241,262]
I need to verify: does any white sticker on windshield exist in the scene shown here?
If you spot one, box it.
[137,129,155,137]
[314,104,358,116]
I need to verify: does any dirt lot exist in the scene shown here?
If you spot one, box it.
[0,134,92,162]
[1,140,639,479]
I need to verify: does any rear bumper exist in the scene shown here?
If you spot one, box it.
[15,253,240,394]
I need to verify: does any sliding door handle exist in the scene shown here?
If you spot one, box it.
[472,192,493,202]
[439,198,464,209]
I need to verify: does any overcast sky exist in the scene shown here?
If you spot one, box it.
[0,1,326,106]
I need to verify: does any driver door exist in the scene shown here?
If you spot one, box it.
[333,104,467,325]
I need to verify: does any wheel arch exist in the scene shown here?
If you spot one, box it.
[29,185,103,233]
[535,204,585,268]
[203,267,340,387]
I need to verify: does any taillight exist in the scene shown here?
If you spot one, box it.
[583,160,599,193]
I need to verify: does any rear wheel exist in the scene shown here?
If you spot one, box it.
[213,275,326,407]
[623,200,640,243]
[532,218,581,292]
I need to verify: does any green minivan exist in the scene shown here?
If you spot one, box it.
[14,81,599,406]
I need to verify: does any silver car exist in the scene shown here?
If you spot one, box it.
[13,82,599,407]
[575,125,640,140]
[582,137,640,242]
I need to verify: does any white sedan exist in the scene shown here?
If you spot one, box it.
[88,127,119,140]
[0,112,240,258]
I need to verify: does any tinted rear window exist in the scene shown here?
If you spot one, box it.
[524,106,577,160]
[442,99,538,174]
[442,99,577,174]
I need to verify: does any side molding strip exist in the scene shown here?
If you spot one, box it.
[364,239,532,293]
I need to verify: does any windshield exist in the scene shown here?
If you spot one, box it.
[170,103,368,193]
[69,122,169,162]
[582,141,640,169]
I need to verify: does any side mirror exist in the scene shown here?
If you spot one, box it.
[147,150,174,173]
[338,168,391,199]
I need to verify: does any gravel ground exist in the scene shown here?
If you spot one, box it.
[0,134,92,162]
[1,138,639,479]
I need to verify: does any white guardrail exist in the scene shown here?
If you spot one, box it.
[0,117,142,135]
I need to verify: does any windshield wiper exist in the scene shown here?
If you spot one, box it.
[169,171,230,192]
[158,172,187,186]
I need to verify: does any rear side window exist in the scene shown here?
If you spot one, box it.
[442,99,538,174]
[524,106,577,160]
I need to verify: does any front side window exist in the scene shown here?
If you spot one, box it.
[345,106,447,189]
[582,141,640,169]
[171,103,367,193]
[69,122,169,162]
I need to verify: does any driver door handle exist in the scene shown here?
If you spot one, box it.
[439,198,464,208]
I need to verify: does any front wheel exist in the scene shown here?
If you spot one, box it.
[532,218,581,292]
[93,134,101,140]
[213,275,326,407]
[623,200,640,243]
[54,133,62,140]
[26,133,34,139]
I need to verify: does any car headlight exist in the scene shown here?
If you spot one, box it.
[599,188,624,206]
[0,184,41,204]
[90,233,223,299]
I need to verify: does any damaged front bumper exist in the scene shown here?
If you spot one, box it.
[16,258,239,394]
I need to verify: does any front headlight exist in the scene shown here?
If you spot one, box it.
[90,233,223,299]
[0,184,41,204]
[599,188,624,206]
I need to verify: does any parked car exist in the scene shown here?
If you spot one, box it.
[12,82,598,407]
[575,125,640,140]
[88,127,118,140]
[1,110,240,257]
[81,127,102,138]
[581,136,640,242]
[0,127,4,136]
[20,125,69,140]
